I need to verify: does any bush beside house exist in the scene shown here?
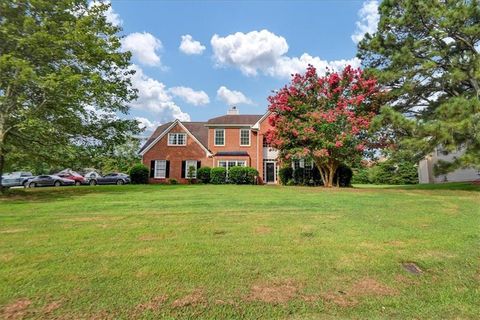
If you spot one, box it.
[210,167,227,184]
[197,167,211,183]
[129,164,149,184]
[228,167,258,184]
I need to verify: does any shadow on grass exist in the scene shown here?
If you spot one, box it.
[0,184,185,203]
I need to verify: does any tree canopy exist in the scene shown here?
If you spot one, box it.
[266,65,382,187]
[0,0,140,184]
[358,0,480,172]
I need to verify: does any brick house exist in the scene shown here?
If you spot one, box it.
[140,107,280,184]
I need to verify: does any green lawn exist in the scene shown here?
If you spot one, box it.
[1,184,479,319]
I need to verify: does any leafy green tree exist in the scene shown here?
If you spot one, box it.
[0,0,140,188]
[358,0,480,171]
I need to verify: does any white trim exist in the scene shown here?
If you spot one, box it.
[263,160,277,184]
[214,128,225,146]
[140,119,212,157]
[167,132,187,146]
[154,160,167,179]
[252,111,271,130]
[239,128,251,146]
[217,160,247,169]
[185,160,198,179]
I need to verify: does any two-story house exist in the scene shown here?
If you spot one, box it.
[140,107,279,184]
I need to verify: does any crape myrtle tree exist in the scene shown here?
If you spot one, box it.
[265,65,383,187]
[0,0,140,189]
[358,0,480,173]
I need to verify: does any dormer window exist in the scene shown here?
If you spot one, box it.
[240,129,250,146]
[168,133,187,146]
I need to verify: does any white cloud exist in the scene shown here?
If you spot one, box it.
[122,32,163,67]
[179,35,206,55]
[169,87,210,106]
[216,86,253,106]
[211,29,361,79]
[211,29,289,76]
[268,54,362,79]
[135,117,160,132]
[129,65,191,122]
[89,0,122,26]
[351,0,379,44]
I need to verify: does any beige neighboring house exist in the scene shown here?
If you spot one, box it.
[418,147,480,183]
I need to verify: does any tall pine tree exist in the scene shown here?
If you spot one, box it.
[358,0,480,172]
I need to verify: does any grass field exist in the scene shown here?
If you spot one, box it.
[0,183,479,319]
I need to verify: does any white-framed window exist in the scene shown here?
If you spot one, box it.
[240,129,250,146]
[185,160,197,179]
[214,129,225,146]
[168,133,187,146]
[154,160,167,178]
[217,160,246,171]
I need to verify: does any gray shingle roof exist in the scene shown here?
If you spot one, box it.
[206,114,263,125]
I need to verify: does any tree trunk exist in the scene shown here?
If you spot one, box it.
[314,159,338,188]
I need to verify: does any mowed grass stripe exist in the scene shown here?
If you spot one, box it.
[0,183,479,319]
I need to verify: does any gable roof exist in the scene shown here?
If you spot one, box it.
[139,121,209,154]
[206,114,263,126]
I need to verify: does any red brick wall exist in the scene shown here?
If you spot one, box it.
[208,127,259,170]
[142,124,212,184]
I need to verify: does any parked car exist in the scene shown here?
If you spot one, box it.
[1,172,34,188]
[55,170,85,186]
[83,171,101,185]
[89,173,130,185]
[27,175,75,188]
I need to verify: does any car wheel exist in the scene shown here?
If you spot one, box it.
[75,181,81,186]
[54,181,61,187]
[116,179,124,185]
[29,182,36,188]
[89,180,97,186]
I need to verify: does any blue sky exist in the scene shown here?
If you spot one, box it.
[103,0,379,132]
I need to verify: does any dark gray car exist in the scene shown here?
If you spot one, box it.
[89,173,130,185]
[27,175,75,188]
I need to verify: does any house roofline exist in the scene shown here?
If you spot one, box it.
[139,119,212,157]
[251,111,271,130]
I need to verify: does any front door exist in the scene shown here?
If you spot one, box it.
[266,162,275,183]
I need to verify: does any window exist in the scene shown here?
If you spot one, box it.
[168,133,187,146]
[217,160,246,171]
[240,129,250,146]
[185,160,197,179]
[214,129,225,146]
[263,137,271,148]
[154,160,167,178]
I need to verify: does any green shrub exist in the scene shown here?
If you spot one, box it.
[245,167,259,184]
[128,164,149,184]
[293,167,305,185]
[278,167,293,185]
[352,167,370,184]
[210,167,226,184]
[187,165,196,184]
[228,166,258,184]
[286,179,296,186]
[351,160,418,185]
[169,178,178,185]
[197,167,211,183]
[333,165,353,187]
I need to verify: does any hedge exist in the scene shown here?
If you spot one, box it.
[210,167,227,184]
[278,167,293,185]
[197,167,211,183]
[228,166,258,184]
